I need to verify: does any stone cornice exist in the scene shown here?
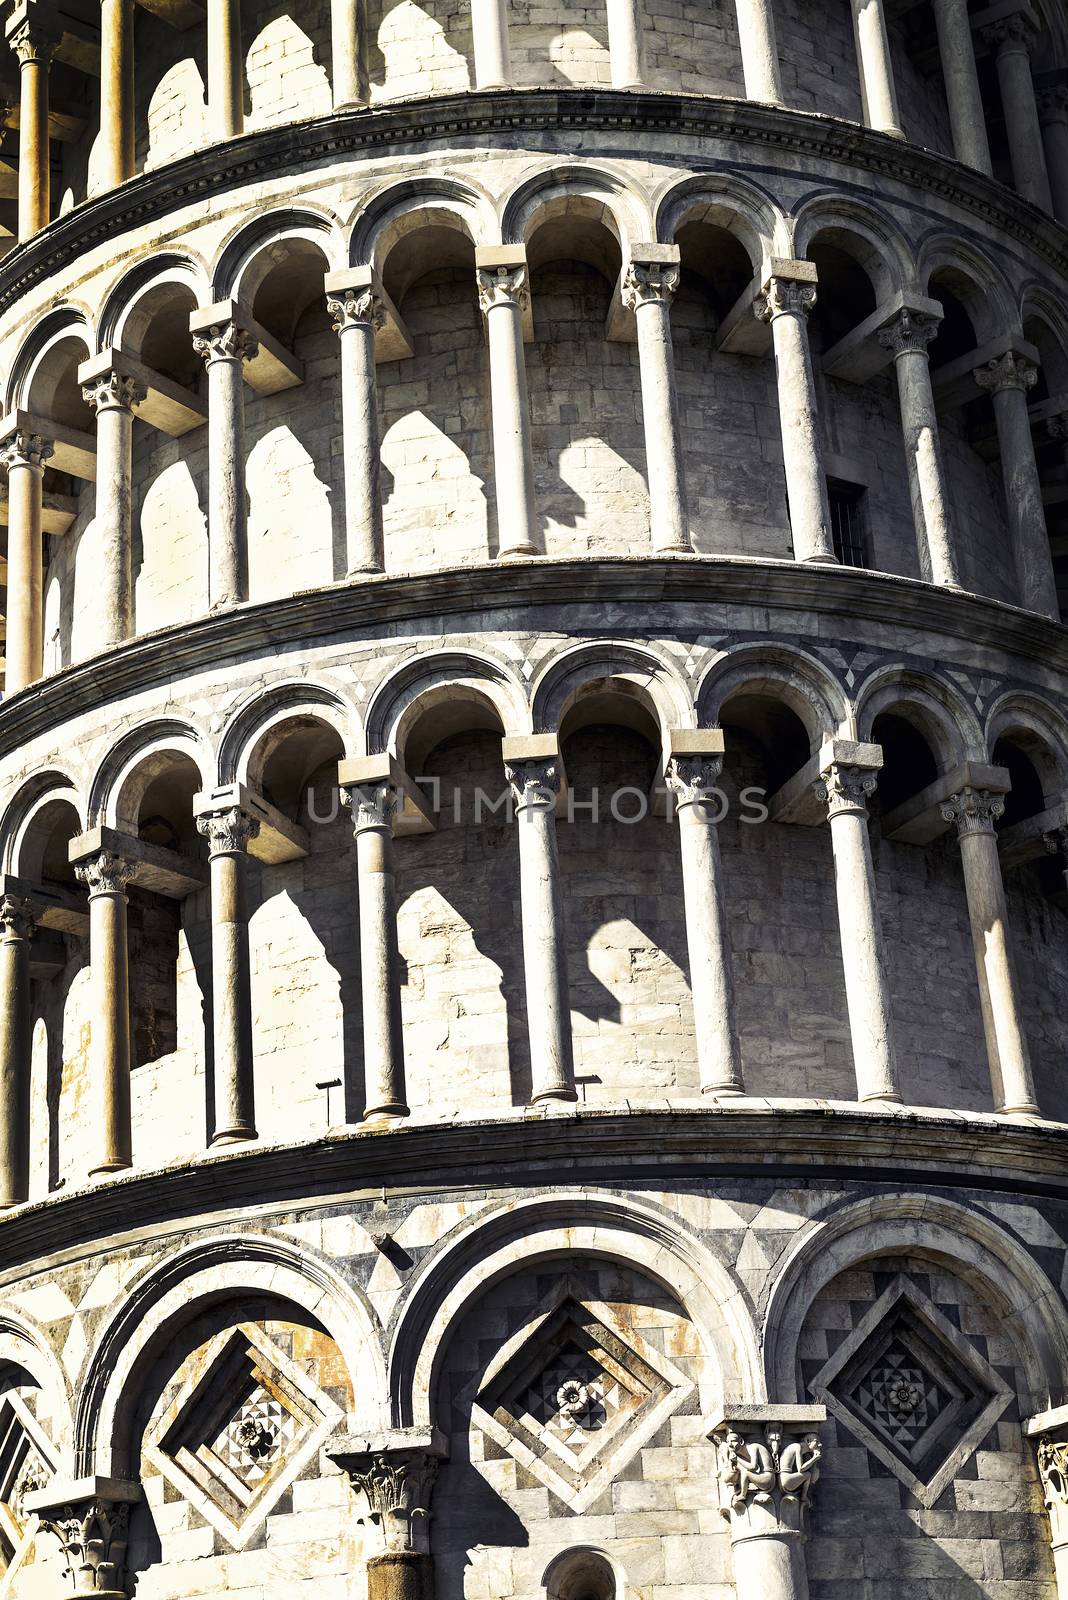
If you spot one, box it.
[2,1104,1068,1281]
[0,90,1064,321]
[0,557,1064,758]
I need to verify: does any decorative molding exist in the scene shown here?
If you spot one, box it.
[877,308,941,359]
[504,757,560,810]
[7,21,57,68]
[0,894,35,942]
[712,1419,822,1537]
[343,781,399,835]
[195,808,261,856]
[0,432,54,474]
[73,853,135,898]
[621,260,680,309]
[327,288,385,334]
[974,352,1039,396]
[941,786,1005,837]
[191,322,259,366]
[476,263,528,314]
[754,277,817,321]
[331,1429,448,1555]
[664,753,724,807]
[816,764,878,819]
[81,373,147,416]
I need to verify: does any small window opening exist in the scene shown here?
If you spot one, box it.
[827,477,868,568]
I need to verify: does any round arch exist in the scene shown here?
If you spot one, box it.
[792,192,917,300]
[388,1191,763,1428]
[531,641,693,745]
[349,176,497,271]
[212,205,344,301]
[695,644,849,748]
[6,307,93,419]
[98,253,210,354]
[501,163,650,250]
[87,718,212,830]
[0,1308,72,1454]
[653,172,780,270]
[217,681,360,787]
[985,692,1068,792]
[365,650,529,760]
[854,665,983,768]
[917,232,1020,344]
[763,1192,1068,1412]
[74,1232,386,1478]
[0,770,83,877]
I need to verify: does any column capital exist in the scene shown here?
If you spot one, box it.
[0,894,34,941]
[6,13,58,67]
[755,259,819,323]
[25,1477,142,1600]
[73,850,135,898]
[878,305,942,358]
[1047,412,1068,442]
[502,736,563,813]
[979,7,1039,55]
[331,1428,448,1556]
[81,370,146,417]
[0,428,53,473]
[708,1407,825,1540]
[1043,824,1068,861]
[974,349,1039,395]
[475,245,529,314]
[665,751,725,807]
[190,303,260,367]
[1037,82,1068,124]
[195,806,261,856]
[326,266,386,335]
[815,740,883,819]
[343,781,399,835]
[1025,1409,1068,1552]
[621,245,682,310]
[941,785,1005,836]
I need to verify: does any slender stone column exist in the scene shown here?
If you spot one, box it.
[208,0,244,140]
[878,307,960,588]
[332,0,368,104]
[941,787,1039,1116]
[932,0,993,172]
[191,309,259,609]
[325,268,385,574]
[816,744,901,1104]
[80,367,147,652]
[8,16,55,240]
[622,249,691,554]
[472,0,511,86]
[195,807,260,1145]
[975,351,1058,620]
[711,1408,825,1600]
[341,779,408,1120]
[1038,85,1068,224]
[665,743,743,1096]
[851,0,905,136]
[607,0,643,88]
[755,262,836,565]
[980,13,1053,211]
[733,0,784,103]
[1,429,54,694]
[503,745,576,1104]
[99,0,135,189]
[0,895,34,1210]
[476,247,538,558]
[73,851,135,1175]
[333,1429,447,1600]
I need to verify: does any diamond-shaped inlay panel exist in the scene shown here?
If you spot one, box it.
[811,1275,1011,1507]
[145,1323,344,1549]
[0,1390,57,1587]
[468,1278,695,1513]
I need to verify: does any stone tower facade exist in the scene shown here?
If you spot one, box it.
[0,1,1066,1597]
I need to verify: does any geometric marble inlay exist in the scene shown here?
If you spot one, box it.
[0,1392,56,1589]
[469,1278,695,1513]
[811,1275,1012,1507]
[145,1323,344,1549]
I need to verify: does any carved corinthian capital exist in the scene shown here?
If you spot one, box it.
[665,753,724,808]
[81,373,147,417]
[816,763,878,819]
[74,853,135,898]
[940,786,1005,837]
[621,259,681,309]
[8,20,57,68]
[710,1410,824,1540]
[0,894,35,942]
[343,781,399,836]
[195,807,261,856]
[0,431,54,474]
[331,1429,448,1556]
[327,287,385,335]
[192,321,260,367]
[504,757,560,813]
[979,11,1038,54]
[477,264,528,315]
[754,277,818,322]
[974,352,1038,397]
[24,1480,143,1600]
[877,308,941,360]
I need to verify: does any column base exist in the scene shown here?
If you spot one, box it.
[654,540,695,555]
[497,544,539,560]
[860,1090,904,1106]
[211,1125,258,1146]
[702,1084,746,1098]
[362,1103,410,1124]
[530,1088,579,1106]
[1000,1102,1041,1118]
[800,552,840,564]
[347,562,384,578]
[89,1159,133,1177]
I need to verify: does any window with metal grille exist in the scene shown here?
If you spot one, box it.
[827,478,869,568]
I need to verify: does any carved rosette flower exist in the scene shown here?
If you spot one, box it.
[504,758,560,814]
[974,352,1038,397]
[346,1451,440,1555]
[754,278,818,323]
[940,787,1005,837]
[621,260,681,310]
[1036,1435,1068,1548]
[327,288,386,335]
[0,894,35,942]
[877,308,941,360]
[81,373,147,417]
[815,763,878,820]
[665,754,725,809]
[476,264,528,315]
[74,853,136,898]
[196,807,261,856]
[39,1499,132,1598]
[344,781,400,836]
[714,1422,822,1538]
[0,431,55,475]
[192,322,260,367]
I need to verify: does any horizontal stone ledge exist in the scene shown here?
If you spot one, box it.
[0,89,1064,323]
[4,1101,1068,1280]
[0,555,1065,762]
